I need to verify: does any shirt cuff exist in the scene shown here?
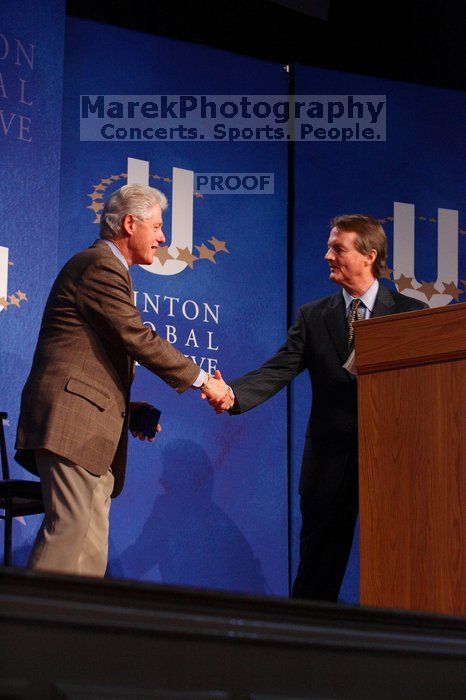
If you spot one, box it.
[192,368,208,388]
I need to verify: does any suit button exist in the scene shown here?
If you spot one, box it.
[121,411,126,417]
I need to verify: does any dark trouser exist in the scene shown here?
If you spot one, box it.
[291,455,359,602]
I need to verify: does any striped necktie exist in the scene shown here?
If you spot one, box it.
[348,298,362,348]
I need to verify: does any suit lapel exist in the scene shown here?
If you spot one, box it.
[372,283,395,318]
[323,292,349,365]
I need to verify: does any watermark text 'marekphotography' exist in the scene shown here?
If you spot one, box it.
[80,94,386,142]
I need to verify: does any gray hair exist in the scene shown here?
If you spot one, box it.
[100,184,168,239]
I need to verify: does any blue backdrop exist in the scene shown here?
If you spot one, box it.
[0,0,65,562]
[1,5,465,602]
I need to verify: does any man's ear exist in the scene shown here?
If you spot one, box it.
[121,213,134,236]
[366,248,377,266]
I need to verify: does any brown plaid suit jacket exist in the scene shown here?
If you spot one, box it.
[15,239,199,497]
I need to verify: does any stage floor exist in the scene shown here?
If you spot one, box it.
[1,567,465,699]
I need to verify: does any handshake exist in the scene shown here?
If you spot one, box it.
[130,370,234,444]
[200,369,235,413]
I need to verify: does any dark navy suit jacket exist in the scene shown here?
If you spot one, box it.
[230,284,427,498]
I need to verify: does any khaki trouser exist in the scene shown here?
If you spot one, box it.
[28,450,114,577]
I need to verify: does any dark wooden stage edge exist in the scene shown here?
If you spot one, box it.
[0,568,465,699]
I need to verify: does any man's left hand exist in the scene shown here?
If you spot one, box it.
[129,401,162,441]
[131,423,162,443]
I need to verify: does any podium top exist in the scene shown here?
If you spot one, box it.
[354,302,466,374]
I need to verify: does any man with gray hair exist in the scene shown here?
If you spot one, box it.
[15,184,232,577]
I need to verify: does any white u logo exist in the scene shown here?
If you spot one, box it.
[127,157,194,277]
[393,202,458,307]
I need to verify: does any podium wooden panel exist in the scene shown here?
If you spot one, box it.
[354,301,466,616]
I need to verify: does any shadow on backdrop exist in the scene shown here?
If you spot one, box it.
[108,440,267,594]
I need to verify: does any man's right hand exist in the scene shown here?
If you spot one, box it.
[200,369,234,413]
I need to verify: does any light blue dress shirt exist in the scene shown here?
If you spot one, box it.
[342,278,379,320]
[103,238,129,270]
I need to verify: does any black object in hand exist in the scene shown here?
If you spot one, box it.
[129,404,161,439]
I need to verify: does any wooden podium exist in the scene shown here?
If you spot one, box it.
[354,301,466,617]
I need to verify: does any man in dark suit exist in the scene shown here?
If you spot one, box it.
[213,214,427,602]
[15,184,232,577]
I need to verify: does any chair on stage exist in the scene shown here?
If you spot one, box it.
[0,411,44,566]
